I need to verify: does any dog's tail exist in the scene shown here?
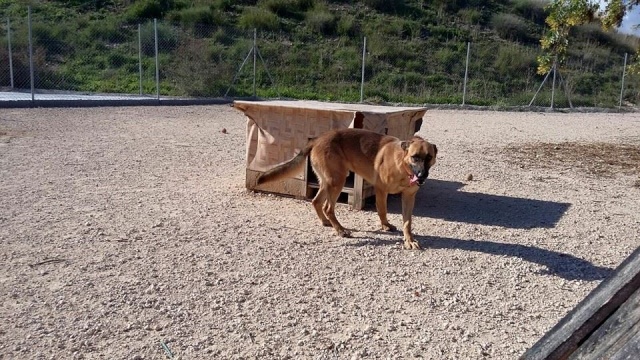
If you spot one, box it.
[257,139,316,185]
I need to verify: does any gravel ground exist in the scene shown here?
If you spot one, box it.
[1,105,639,360]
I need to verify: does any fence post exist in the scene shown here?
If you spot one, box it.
[154,19,159,100]
[7,18,14,89]
[360,36,366,103]
[462,41,470,106]
[28,6,34,101]
[550,56,557,109]
[138,23,142,95]
[253,28,257,97]
[620,53,628,108]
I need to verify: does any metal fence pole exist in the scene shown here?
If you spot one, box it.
[550,57,557,109]
[28,6,34,101]
[462,41,470,105]
[620,53,628,108]
[138,23,142,95]
[529,70,552,107]
[7,18,14,89]
[154,19,159,100]
[253,28,257,97]
[360,36,366,103]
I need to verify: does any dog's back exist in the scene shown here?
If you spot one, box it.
[310,128,399,185]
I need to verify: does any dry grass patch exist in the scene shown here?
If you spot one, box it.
[0,127,28,143]
[504,142,640,179]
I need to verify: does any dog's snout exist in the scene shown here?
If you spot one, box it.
[417,169,429,185]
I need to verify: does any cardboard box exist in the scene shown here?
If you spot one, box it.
[234,100,427,208]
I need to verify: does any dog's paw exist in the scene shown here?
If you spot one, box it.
[382,223,397,232]
[337,229,352,238]
[403,239,422,250]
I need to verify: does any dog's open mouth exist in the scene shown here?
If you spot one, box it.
[409,174,419,186]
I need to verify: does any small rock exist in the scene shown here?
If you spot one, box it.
[466,173,473,181]
[221,128,227,134]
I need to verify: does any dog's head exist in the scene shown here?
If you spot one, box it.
[401,136,437,186]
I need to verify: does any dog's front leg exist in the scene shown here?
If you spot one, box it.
[401,189,420,250]
[375,188,396,232]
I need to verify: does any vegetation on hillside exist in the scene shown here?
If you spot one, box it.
[0,0,638,107]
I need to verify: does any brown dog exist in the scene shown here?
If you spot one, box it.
[257,128,437,249]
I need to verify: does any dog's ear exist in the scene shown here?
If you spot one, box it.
[401,141,411,151]
[432,144,438,155]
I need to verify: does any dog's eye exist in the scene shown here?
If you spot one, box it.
[412,155,422,162]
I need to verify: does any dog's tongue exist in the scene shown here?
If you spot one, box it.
[409,174,419,186]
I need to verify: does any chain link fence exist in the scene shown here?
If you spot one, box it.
[1,6,638,108]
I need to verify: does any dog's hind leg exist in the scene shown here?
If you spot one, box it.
[310,165,350,238]
[320,174,351,238]
[311,181,332,227]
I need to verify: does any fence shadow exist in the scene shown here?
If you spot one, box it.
[347,235,612,282]
[377,179,571,229]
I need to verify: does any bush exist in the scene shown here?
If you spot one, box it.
[259,0,314,18]
[126,0,181,21]
[573,24,637,54]
[32,23,69,59]
[512,0,547,25]
[139,21,179,55]
[106,52,135,68]
[494,46,537,75]
[491,13,534,43]
[212,0,236,11]
[329,47,361,79]
[86,19,130,43]
[425,24,463,41]
[434,47,458,68]
[168,6,221,26]
[306,9,336,36]
[336,14,359,37]
[362,0,405,13]
[458,8,482,25]
[572,73,602,95]
[238,7,280,31]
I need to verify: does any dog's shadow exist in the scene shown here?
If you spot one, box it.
[423,235,611,281]
[348,235,612,282]
[377,179,571,229]
[351,179,612,281]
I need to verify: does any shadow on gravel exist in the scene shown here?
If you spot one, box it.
[421,236,613,281]
[348,236,612,281]
[380,179,571,229]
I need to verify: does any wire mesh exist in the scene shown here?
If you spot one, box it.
[0,3,638,108]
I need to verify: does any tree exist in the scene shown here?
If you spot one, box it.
[538,0,639,74]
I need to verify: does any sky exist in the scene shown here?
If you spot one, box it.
[598,0,640,35]
[619,9,640,35]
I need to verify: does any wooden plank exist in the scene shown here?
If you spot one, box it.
[521,246,640,360]
[610,329,640,360]
[567,286,640,359]
[350,174,365,210]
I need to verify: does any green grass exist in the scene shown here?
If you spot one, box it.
[0,0,636,107]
